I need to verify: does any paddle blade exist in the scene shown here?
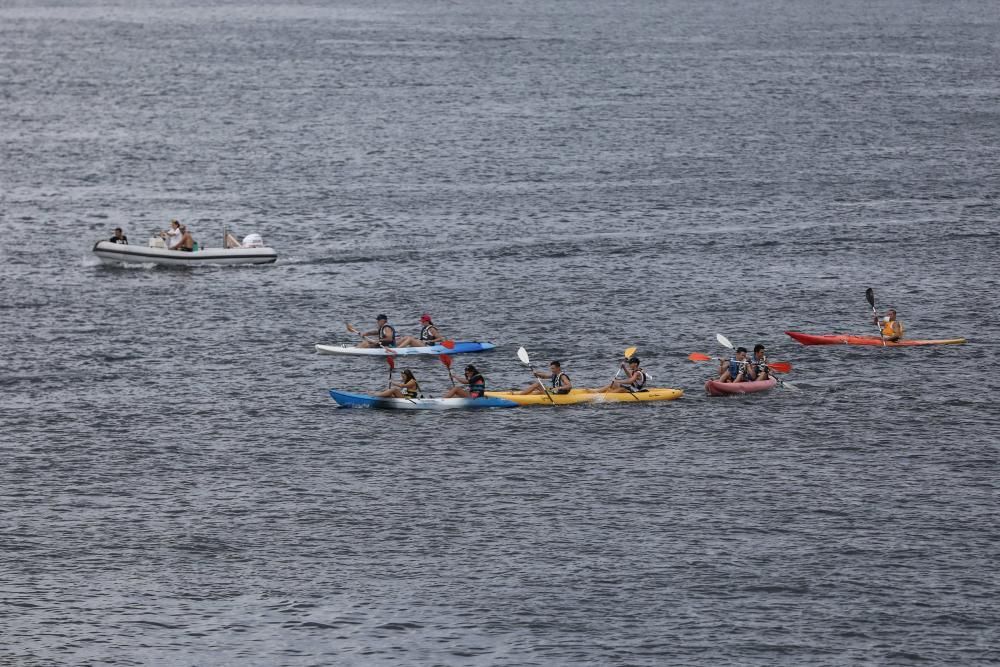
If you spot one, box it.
[385,356,395,371]
[624,346,637,359]
[441,339,455,350]
[780,379,801,391]
[688,352,713,362]
[439,353,452,369]
[716,334,734,349]
[865,287,875,308]
[516,346,531,366]
[768,361,792,373]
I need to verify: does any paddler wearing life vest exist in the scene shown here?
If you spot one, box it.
[519,360,572,395]
[747,344,768,381]
[373,369,422,399]
[396,313,444,348]
[358,314,397,348]
[874,308,904,342]
[598,356,648,393]
[717,347,750,383]
[443,364,487,399]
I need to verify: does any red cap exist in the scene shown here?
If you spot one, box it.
[420,313,432,322]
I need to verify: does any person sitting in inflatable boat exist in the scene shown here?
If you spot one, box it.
[717,347,750,383]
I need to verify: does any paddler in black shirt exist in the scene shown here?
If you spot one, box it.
[443,364,487,399]
[109,227,128,244]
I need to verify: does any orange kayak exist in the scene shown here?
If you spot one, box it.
[785,331,966,347]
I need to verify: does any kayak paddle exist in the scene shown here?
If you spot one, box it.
[865,287,887,347]
[439,353,455,385]
[517,347,556,405]
[347,322,379,345]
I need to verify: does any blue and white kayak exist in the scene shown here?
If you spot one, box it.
[315,342,496,357]
[329,390,518,410]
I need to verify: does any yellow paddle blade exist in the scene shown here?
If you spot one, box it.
[624,346,637,358]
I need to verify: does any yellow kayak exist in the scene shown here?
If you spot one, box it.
[485,387,683,406]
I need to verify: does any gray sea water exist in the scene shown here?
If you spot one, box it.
[2,1,999,664]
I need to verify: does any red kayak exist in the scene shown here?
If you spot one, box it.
[785,331,966,347]
[705,378,777,396]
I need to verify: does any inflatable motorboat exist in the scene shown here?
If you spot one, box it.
[92,232,277,266]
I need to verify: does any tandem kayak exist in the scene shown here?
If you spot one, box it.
[785,331,966,347]
[93,239,277,266]
[485,387,683,406]
[705,378,778,396]
[316,342,496,356]
[329,390,517,410]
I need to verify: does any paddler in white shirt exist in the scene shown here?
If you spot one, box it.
[160,220,182,249]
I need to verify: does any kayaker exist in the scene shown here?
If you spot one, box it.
[520,360,572,395]
[160,220,182,249]
[717,347,750,383]
[396,314,444,348]
[443,364,487,399]
[874,309,904,342]
[747,344,768,381]
[373,369,421,399]
[109,227,128,245]
[358,314,397,348]
[598,356,648,393]
[176,225,195,252]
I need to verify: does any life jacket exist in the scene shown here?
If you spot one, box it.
[881,319,903,338]
[623,369,647,391]
[551,371,570,392]
[404,379,421,398]
[468,373,485,397]
[728,358,744,379]
[419,324,436,342]
[379,324,396,346]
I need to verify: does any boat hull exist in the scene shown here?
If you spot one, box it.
[93,241,277,266]
[705,378,778,396]
[485,387,683,405]
[785,331,966,347]
[316,342,496,356]
[329,390,517,410]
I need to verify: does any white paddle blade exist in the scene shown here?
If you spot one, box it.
[716,333,734,349]
[516,346,531,366]
[781,380,801,392]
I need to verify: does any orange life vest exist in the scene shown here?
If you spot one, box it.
[881,319,904,338]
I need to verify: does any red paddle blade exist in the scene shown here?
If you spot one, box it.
[768,361,792,373]
[688,352,712,362]
[385,356,395,370]
[439,354,452,369]
[441,340,455,350]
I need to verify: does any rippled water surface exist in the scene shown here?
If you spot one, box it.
[2,1,999,664]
